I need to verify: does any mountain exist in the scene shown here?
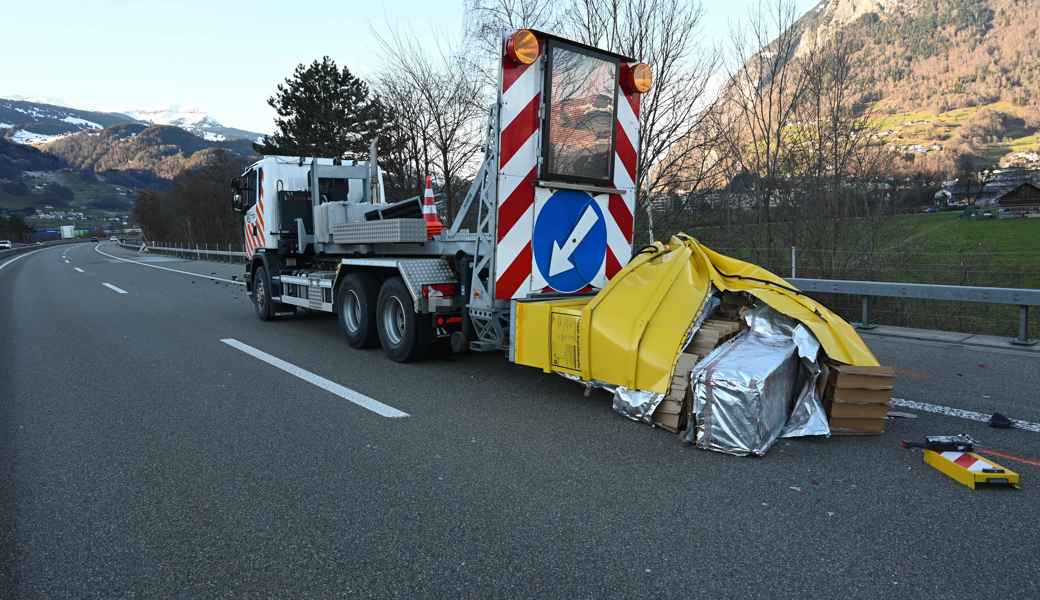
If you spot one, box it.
[794,0,1040,170]
[0,97,141,144]
[126,106,263,142]
[42,123,255,187]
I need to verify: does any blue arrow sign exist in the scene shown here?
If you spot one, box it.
[532,189,606,293]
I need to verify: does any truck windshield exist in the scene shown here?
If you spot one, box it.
[543,42,618,184]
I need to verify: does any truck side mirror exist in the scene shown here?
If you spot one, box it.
[232,193,243,213]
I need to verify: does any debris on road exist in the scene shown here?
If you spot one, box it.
[902,434,1021,489]
[923,449,1020,490]
[514,235,892,457]
[822,364,895,435]
[989,412,1013,429]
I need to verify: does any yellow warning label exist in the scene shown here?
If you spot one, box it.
[550,313,582,373]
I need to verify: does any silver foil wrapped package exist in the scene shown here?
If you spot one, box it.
[685,331,798,455]
[683,305,829,456]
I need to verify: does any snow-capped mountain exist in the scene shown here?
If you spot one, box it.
[126,106,262,142]
[0,97,140,145]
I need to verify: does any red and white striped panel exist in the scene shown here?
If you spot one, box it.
[494,47,543,300]
[493,49,641,299]
[609,63,640,277]
[940,452,994,472]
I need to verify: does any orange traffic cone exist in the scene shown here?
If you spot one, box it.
[422,175,445,239]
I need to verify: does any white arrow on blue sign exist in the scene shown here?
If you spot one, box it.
[532,189,607,293]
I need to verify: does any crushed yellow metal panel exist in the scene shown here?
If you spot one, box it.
[511,234,878,393]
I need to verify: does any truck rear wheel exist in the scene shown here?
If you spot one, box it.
[376,276,431,362]
[336,272,379,349]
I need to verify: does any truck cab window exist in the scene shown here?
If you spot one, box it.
[318,177,350,204]
[244,170,258,209]
[543,42,618,184]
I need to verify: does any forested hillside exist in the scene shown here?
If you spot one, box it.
[797,0,1040,170]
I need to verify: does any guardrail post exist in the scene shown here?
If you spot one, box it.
[790,246,797,278]
[1012,305,1037,346]
[857,296,877,330]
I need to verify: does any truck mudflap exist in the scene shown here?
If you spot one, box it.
[511,234,879,397]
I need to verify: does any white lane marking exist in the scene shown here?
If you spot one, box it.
[94,243,244,285]
[891,397,1040,433]
[64,259,70,264]
[0,247,50,272]
[74,267,85,273]
[221,338,410,418]
[102,282,128,294]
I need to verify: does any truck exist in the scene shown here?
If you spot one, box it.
[61,225,75,240]
[232,28,652,362]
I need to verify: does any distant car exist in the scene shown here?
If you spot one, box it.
[91,237,99,242]
[982,211,993,218]
[0,240,12,249]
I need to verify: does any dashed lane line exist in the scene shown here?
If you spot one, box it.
[102,282,128,295]
[94,243,244,285]
[220,338,410,418]
[74,267,85,273]
[892,397,1040,433]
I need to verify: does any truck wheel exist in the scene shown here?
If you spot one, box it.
[376,276,431,362]
[336,272,379,348]
[252,265,275,321]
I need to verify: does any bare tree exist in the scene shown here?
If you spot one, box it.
[717,0,810,260]
[566,0,720,241]
[465,0,561,50]
[374,29,488,216]
[375,73,435,200]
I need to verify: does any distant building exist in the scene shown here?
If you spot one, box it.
[996,182,1040,217]
[940,168,1040,207]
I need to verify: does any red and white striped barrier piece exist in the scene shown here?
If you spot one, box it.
[423,175,445,239]
[939,451,997,472]
[493,44,639,300]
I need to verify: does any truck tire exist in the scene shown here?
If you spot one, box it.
[252,265,279,321]
[336,272,379,349]
[376,276,431,362]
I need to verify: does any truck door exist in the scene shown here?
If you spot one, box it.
[243,169,264,257]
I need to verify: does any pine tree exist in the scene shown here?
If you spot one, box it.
[256,57,388,159]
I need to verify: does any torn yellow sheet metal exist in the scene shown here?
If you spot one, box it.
[511,235,878,395]
[688,236,879,368]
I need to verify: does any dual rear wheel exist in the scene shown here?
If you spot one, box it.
[335,274,432,362]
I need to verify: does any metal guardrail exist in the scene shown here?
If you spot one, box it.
[790,277,1039,346]
[109,240,1039,346]
[117,241,246,260]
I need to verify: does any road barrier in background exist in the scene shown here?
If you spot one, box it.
[117,240,245,262]
[790,277,1040,346]
[115,240,1039,346]
[0,239,90,261]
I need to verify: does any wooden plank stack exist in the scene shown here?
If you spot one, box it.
[687,318,744,356]
[653,318,744,433]
[823,364,896,434]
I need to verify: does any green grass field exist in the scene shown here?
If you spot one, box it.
[680,211,1040,337]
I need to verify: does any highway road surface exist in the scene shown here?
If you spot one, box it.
[3,241,1039,598]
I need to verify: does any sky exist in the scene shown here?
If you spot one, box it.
[1,0,819,134]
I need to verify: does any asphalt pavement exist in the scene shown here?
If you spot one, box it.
[2,242,1038,599]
